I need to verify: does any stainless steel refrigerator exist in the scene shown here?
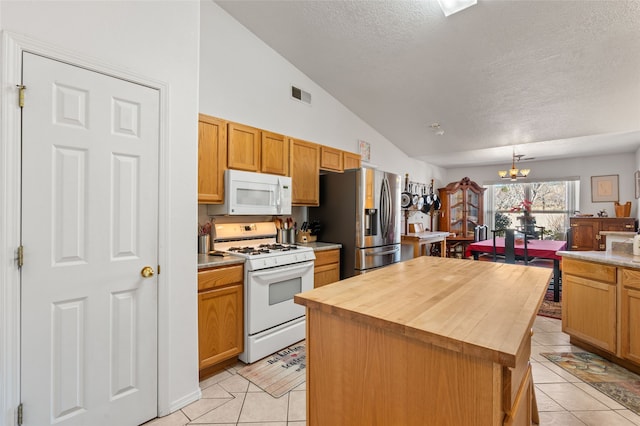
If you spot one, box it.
[309,167,401,279]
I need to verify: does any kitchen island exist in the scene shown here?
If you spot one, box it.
[294,256,551,426]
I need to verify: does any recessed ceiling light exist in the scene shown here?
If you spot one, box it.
[437,0,477,17]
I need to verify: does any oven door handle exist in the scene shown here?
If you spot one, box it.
[249,260,314,278]
[365,247,400,257]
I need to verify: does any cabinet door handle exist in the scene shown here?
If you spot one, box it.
[626,224,633,229]
[571,245,579,249]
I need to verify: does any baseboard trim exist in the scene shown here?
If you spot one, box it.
[165,387,202,416]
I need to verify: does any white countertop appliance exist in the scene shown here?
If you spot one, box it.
[213,222,315,363]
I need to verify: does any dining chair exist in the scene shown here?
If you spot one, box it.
[493,228,529,265]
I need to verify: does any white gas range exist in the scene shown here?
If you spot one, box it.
[213,222,315,364]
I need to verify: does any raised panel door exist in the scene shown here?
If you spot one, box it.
[261,130,288,176]
[289,138,320,206]
[562,273,616,353]
[320,146,344,172]
[198,114,227,203]
[569,218,600,250]
[621,286,640,364]
[21,53,159,426]
[198,284,243,369]
[228,122,260,172]
[343,151,361,170]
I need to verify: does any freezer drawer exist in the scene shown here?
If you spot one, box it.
[355,244,401,272]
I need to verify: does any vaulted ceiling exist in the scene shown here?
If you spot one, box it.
[215,0,640,168]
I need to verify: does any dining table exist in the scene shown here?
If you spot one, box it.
[465,237,567,302]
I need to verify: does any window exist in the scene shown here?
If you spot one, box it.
[484,179,579,240]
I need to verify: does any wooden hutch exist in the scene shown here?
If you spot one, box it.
[438,177,486,258]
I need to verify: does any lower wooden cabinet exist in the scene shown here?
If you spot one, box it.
[198,264,244,372]
[562,258,617,353]
[313,249,340,287]
[621,268,640,364]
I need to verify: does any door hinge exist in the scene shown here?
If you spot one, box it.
[16,85,26,108]
[17,245,24,268]
[17,403,23,425]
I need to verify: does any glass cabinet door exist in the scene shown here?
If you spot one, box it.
[449,190,464,236]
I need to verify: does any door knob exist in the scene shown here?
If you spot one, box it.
[141,266,155,278]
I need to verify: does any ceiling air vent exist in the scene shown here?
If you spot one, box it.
[291,86,311,104]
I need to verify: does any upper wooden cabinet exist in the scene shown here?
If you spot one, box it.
[198,114,227,204]
[227,122,261,172]
[438,177,486,239]
[289,138,320,206]
[320,147,361,172]
[343,151,361,170]
[569,217,636,251]
[320,146,343,172]
[261,131,288,176]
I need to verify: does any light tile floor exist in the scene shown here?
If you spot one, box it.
[145,316,640,425]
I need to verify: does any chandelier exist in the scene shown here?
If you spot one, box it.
[498,150,530,181]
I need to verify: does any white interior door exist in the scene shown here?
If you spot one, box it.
[20,52,159,426]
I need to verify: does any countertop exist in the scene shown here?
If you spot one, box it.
[558,250,640,269]
[197,241,342,269]
[401,231,451,241]
[295,241,341,251]
[295,256,550,367]
[197,253,245,269]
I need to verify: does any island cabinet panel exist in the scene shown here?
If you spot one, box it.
[621,269,640,364]
[306,309,505,426]
[562,259,616,353]
[198,114,227,204]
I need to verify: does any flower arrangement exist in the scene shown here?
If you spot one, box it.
[510,199,532,214]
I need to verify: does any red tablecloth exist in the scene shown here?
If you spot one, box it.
[465,238,567,260]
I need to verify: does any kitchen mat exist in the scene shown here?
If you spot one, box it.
[541,352,640,415]
[237,340,305,398]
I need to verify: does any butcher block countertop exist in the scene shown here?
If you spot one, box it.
[295,256,551,368]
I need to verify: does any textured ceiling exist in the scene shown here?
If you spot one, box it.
[215,0,640,168]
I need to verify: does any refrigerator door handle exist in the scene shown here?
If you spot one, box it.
[365,247,400,257]
[380,176,391,239]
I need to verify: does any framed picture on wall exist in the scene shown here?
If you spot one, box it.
[591,174,619,202]
[635,171,640,199]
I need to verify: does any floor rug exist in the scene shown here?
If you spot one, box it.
[237,341,305,398]
[537,288,561,320]
[541,352,640,415]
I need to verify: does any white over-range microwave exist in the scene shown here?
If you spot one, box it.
[207,169,292,216]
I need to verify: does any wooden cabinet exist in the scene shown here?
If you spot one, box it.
[198,264,244,374]
[261,130,288,176]
[569,217,636,251]
[319,146,343,172]
[343,151,361,170]
[227,122,261,172]
[320,146,361,173]
[562,258,617,353]
[313,249,340,287]
[621,268,640,364]
[198,114,227,204]
[438,177,485,258]
[289,138,320,206]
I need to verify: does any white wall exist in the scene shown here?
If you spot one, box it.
[445,153,638,218]
[199,3,442,185]
[199,1,442,232]
[1,0,200,418]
